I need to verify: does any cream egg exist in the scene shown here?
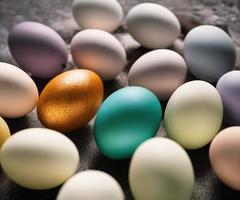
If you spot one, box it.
[126,3,181,49]
[57,170,124,200]
[184,25,236,82]
[71,29,126,80]
[0,116,10,149]
[209,127,240,191]
[0,62,38,118]
[129,138,194,200]
[72,0,123,32]
[8,21,67,79]
[128,49,187,100]
[165,80,223,149]
[0,128,80,190]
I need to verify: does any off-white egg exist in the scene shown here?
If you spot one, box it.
[128,49,187,100]
[126,3,181,49]
[0,128,80,190]
[0,62,38,118]
[72,0,123,32]
[57,170,124,200]
[129,138,194,200]
[71,29,126,80]
[165,80,223,149]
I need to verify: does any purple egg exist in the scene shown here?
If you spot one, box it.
[216,71,240,125]
[8,21,67,79]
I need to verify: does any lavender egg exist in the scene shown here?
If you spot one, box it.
[8,21,67,79]
[216,71,240,125]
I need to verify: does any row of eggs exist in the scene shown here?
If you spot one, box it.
[0,0,239,199]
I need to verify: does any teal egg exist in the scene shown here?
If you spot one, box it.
[94,86,162,159]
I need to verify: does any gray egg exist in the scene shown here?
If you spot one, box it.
[8,21,67,79]
[184,25,236,82]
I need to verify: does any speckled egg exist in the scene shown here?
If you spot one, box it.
[129,138,194,200]
[71,29,126,80]
[0,62,38,118]
[94,86,162,159]
[72,0,123,32]
[128,49,187,100]
[184,25,236,82]
[126,3,181,49]
[216,71,240,125]
[165,80,223,149]
[37,69,103,132]
[57,170,124,200]
[0,128,79,190]
[8,21,67,78]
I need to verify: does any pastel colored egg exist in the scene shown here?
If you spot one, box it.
[72,0,123,32]
[8,21,67,78]
[216,71,240,125]
[37,69,103,133]
[0,128,80,190]
[126,3,181,49]
[57,170,124,200]
[94,86,162,159]
[0,117,10,149]
[0,62,39,118]
[129,138,194,200]
[209,127,240,191]
[128,49,187,100]
[165,80,223,149]
[71,29,126,80]
[184,25,236,82]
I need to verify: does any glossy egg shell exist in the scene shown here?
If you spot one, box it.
[37,69,103,132]
[8,21,67,78]
[94,86,162,159]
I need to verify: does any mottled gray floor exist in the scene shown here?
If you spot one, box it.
[0,0,240,200]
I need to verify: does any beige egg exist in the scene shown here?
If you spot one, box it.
[0,116,10,149]
[0,62,39,118]
[209,127,240,190]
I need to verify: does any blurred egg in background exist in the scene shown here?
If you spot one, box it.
[94,86,162,159]
[71,29,126,80]
[8,21,67,79]
[72,0,123,32]
[0,62,38,118]
[0,117,10,150]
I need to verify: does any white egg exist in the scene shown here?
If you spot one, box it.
[0,128,80,190]
[0,62,38,118]
[71,29,126,80]
[184,25,236,82]
[72,0,123,32]
[57,170,124,200]
[126,3,181,49]
[129,138,194,200]
[128,49,187,100]
[165,80,223,149]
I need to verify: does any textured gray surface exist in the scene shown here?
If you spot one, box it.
[0,0,240,199]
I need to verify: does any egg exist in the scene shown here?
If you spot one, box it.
[0,128,79,190]
[0,117,10,149]
[209,127,240,191]
[129,138,194,200]
[8,21,67,79]
[37,69,103,132]
[184,25,236,82]
[216,71,240,125]
[57,170,124,200]
[0,62,38,118]
[165,80,223,149]
[126,3,181,49]
[72,0,123,33]
[94,86,162,159]
[71,29,126,80]
[128,49,187,100]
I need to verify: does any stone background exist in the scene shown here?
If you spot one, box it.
[0,0,240,199]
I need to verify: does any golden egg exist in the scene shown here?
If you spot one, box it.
[0,116,10,149]
[37,69,104,132]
